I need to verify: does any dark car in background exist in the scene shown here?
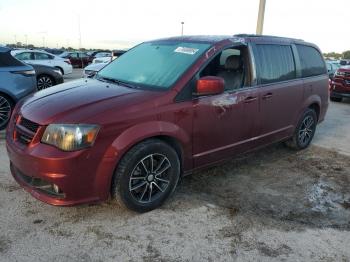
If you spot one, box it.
[59,51,93,68]
[0,47,37,129]
[6,35,328,212]
[30,64,63,90]
[44,48,64,56]
[340,59,350,66]
[330,65,350,102]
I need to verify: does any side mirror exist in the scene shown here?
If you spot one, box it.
[87,72,97,78]
[195,76,224,96]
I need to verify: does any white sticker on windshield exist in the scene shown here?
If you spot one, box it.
[174,46,199,55]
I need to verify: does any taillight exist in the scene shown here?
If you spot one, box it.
[10,70,36,76]
[64,59,71,65]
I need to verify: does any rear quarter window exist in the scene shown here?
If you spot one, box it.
[15,52,33,61]
[296,45,326,77]
[255,44,296,84]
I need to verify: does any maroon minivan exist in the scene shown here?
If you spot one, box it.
[6,35,329,212]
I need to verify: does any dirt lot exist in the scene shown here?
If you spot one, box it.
[1,100,350,262]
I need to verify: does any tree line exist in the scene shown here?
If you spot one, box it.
[323,51,350,60]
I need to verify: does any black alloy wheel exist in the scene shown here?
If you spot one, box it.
[0,95,13,130]
[112,139,180,212]
[37,75,54,90]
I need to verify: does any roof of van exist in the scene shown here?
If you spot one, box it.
[153,34,307,45]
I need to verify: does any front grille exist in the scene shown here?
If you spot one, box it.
[19,117,39,133]
[17,132,33,145]
[344,72,350,77]
[14,116,40,145]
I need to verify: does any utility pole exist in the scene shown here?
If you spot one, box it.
[181,22,184,36]
[256,0,266,35]
[24,34,28,47]
[78,14,82,50]
[14,35,17,47]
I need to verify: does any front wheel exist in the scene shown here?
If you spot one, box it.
[111,139,180,213]
[0,94,13,130]
[285,108,317,150]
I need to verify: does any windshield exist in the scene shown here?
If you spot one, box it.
[97,41,210,90]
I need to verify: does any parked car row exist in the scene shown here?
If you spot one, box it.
[59,50,123,68]
[11,49,73,75]
[0,47,65,129]
[83,50,127,77]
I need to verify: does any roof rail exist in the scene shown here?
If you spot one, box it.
[234,34,304,42]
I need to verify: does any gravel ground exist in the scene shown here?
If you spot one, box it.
[0,98,350,261]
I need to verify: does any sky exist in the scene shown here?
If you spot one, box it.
[0,0,348,53]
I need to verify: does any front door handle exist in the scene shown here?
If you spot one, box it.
[243,96,258,103]
[262,93,273,100]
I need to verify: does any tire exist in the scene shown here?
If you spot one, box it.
[0,94,13,130]
[37,75,55,90]
[330,97,342,102]
[284,108,317,150]
[111,139,180,213]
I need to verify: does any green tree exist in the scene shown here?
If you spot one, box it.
[343,50,350,59]
[323,52,342,59]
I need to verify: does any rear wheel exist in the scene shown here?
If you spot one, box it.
[111,139,180,213]
[37,75,55,90]
[330,97,342,102]
[0,94,13,130]
[285,108,317,150]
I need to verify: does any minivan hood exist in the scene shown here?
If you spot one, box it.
[20,79,162,125]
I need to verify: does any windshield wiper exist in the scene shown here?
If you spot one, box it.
[96,75,138,89]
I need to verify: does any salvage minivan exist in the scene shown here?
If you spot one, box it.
[6,35,329,212]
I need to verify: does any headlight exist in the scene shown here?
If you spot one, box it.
[41,124,100,151]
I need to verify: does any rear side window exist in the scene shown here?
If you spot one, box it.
[255,44,296,84]
[35,52,53,60]
[296,45,326,77]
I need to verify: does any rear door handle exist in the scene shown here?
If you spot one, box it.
[243,96,258,103]
[262,93,273,100]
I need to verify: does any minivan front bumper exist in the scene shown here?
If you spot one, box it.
[6,132,116,206]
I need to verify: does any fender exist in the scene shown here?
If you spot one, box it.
[0,88,17,103]
[94,121,192,199]
[296,94,321,126]
[109,121,190,158]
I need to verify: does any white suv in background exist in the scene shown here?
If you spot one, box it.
[11,50,73,75]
